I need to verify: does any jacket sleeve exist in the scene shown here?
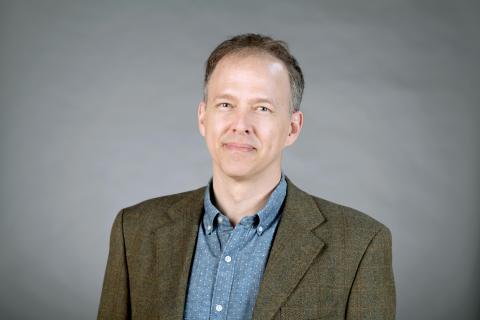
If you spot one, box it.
[97,210,131,320]
[346,226,396,320]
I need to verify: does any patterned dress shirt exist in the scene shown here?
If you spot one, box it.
[183,173,287,320]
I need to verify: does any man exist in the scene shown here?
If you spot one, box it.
[98,33,395,320]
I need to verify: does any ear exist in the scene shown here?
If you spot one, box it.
[285,111,304,147]
[197,101,207,137]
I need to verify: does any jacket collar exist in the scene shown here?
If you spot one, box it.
[153,176,327,319]
[252,176,327,319]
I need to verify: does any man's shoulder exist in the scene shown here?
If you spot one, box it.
[287,178,389,236]
[124,186,204,212]
[311,194,389,233]
[302,191,392,254]
[290,182,391,247]
[118,186,206,227]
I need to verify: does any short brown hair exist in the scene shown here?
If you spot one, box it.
[203,33,304,112]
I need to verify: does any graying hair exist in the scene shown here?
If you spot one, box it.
[203,33,304,113]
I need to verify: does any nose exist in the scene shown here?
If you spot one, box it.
[231,109,252,135]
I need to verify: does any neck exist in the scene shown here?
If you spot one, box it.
[211,166,282,226]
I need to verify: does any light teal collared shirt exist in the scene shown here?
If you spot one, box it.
[184,173,287,320]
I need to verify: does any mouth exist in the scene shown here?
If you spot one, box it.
[223,142,256,152]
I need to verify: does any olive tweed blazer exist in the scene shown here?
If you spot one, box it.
[98,177,395,319]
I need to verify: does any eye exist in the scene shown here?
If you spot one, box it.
[218,102,232,109]
[257,106,271,112]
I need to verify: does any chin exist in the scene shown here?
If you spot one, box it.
[218,162,257,180]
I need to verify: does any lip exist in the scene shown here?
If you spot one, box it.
[223,142,256,152]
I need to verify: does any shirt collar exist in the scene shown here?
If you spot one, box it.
[203,172,287,236]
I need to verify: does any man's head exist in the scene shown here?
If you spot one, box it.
[198,33,304,181]
[203,33,304,113]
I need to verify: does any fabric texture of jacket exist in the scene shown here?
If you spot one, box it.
[98,176,396,319]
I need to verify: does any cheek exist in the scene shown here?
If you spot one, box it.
[205,116,227,143]
[257,126,288,150]
[268,123,289,152]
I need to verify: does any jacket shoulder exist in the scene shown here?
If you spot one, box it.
[286,176,389,236]
[118,186,206,230]
[310,194,391,241]
[312,196,388,231]
[306,193,393,274]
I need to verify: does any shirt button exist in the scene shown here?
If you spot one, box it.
[258,226,263,233]
[215,304,223,312]
[207,225,212,230]
[224,255,232,263]
[218,217,223,223]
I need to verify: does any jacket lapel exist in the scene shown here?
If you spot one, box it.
[151,187,205,319]
[252,177,327,320]
[149,177,327,319]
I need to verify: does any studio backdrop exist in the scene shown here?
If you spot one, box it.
[1,0,479,319]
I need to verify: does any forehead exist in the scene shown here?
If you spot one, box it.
[207,52,291,104]
[213,51,287,79]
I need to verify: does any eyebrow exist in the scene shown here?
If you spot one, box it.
[213,94,236,101]
[213,94,276,106]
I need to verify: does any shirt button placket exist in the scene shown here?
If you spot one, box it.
[210,229,240,319]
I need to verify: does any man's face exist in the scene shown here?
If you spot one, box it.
[198,53,303,181]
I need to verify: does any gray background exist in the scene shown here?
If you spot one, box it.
[1,0,479,319]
